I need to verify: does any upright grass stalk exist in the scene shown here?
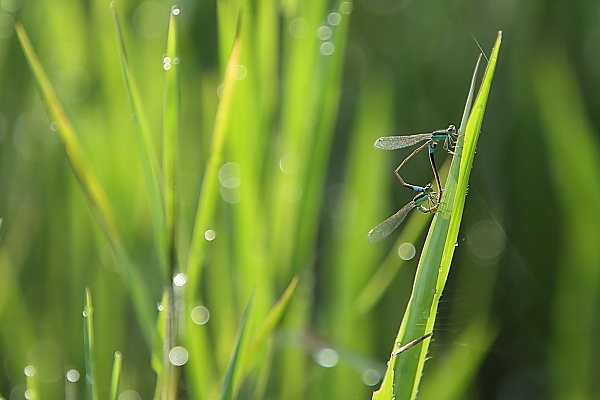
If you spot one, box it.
[15,22,155,347]
[533,44,600,400]
[83,288,98,400]
[162,6,181,277]
[373,31,502,400]
[109,351,122,400]
[110,2,168,279]
[181,16,241,400]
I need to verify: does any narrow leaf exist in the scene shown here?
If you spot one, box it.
[218,289,255,400]
[162,5,181,277]
[15,22,156,346]
[109,351,123,400]
[110,2,168,277]
[83,288,99,400]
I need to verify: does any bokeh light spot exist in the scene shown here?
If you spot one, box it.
[314,348,339,368]
[289,18,310,38]
[190,305,210,325]
[362,369,381,386]
[398,243,416,260]
[169,346,189,366]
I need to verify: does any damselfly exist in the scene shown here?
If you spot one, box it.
[367,184,437,243]
[373,125,457,196]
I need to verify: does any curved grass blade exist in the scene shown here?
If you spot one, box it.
[15,22,155,346]
[83,288,99,400]
[110,2,168,278]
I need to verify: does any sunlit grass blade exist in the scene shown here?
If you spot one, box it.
[237,277,298,384]
[185,15,241,294]
[110,2,168,277]
[373,30,502,400]
[372,53,482,400]
[152,288,180,400]
[109,351,122,400]
[218,290,255,400]
[83,288,99,400]
[24,365,40,400]
[163,6,181,277]
[15,22,155,346]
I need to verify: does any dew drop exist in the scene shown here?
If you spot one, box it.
[204,230,216,241]
[235,64,247,80]
[314,348,339,368]
[320,42,335,56]
[173,273,187,287]
[327,12,341,26]
[190,305,210,325]
[340,2,353,14]
[218,162,241,188]
[24,365,36,377]
[289,18,310,38]
[168,346,189,366]
[279,153,300,174]
[362,369,381,386]
[66,369,80,382]
[172,6,180,15]
[398,243,416,260]
[317,25,332,40]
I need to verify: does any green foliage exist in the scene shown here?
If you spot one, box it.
[3,1,600,400]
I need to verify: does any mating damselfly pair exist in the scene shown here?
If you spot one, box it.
[367,124,457,243]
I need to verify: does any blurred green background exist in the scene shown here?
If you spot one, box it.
[1,0,599,399]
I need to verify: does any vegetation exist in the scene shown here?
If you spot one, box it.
[1,1,599,400]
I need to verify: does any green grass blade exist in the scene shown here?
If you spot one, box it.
[163,6,181,277]
[109,351,122,400]
[24,365,40,400]
[15,22,155,346]
[237,277,299,381]
[373,31,502,400]
[110,2,168,277]
[15,22,121,257]
[83,288,99,400]
[151,291,167,400]
[156,287,179,400]
[218,289,255,400]
[185,17,241,294]
[372,53,482,400]
[533,44,600,400]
